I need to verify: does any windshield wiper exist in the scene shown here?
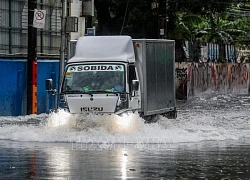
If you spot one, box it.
[63,90,128,95]
[63,90,88,94]
[87,90,117,94]
[87,90,129,94]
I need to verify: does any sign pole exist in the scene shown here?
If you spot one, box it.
[159,0,167,39]
[27,0,37,114]
[59,0,67,95]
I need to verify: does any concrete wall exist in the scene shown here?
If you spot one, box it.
[1,59,249,116]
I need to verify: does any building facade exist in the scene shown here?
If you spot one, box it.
[0,0,87,58]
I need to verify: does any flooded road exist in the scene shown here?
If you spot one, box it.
[1,93,250,179]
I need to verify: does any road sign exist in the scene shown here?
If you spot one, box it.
[33,9,46,28]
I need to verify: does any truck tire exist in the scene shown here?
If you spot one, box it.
[163,108,177,119]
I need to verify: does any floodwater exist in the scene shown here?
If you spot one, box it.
[1,93,250,179]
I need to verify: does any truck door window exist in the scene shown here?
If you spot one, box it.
[128,65,137,92]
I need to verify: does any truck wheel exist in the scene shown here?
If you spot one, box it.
[163,109,177,119]
[141,114,158,123]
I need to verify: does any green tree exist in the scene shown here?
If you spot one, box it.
[93,0,249,61]
[166,0,239,61]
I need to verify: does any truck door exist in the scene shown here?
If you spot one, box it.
[128,65,140,111]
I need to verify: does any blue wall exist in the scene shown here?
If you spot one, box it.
[0,59,60,116]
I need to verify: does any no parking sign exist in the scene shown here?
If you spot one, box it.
[33,9,46,28]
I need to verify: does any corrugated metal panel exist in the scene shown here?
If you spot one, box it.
[225,44,236,62]
[51,5,61,32]
[11,1,23,28]
[0,32,8,53]
[43,34,51,54]
[133,39,175,116]
[145,41,175,114]
[21,1,28,29]
[44,7,51,30]
[20,33,28,54]
[0,59,60,115]
[0,2,1,26]
[0,0,9,27]
[51,35,61,54]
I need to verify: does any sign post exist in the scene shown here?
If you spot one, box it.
[27,4,45,114]
[27,0,37,114]
[59,0,67,106]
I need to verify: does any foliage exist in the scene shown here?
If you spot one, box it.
[93,0,250,60]
[198,13,247,44]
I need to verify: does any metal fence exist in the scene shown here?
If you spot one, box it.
[0,0,62,58]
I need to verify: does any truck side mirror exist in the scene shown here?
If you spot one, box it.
[45,79,53,91]
[132,80,139,91]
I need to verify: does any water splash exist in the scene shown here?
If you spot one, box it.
[46,109,145,134]
[0,93,250,143]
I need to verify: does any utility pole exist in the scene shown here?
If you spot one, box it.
[59,0,67,92]
[159,0,167,39]
[27,0,37,114]
[87,16,93,29]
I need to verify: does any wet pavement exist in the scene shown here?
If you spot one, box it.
[1,140,250,179]
[0,93,250,179]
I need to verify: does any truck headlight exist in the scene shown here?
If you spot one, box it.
[116,112,132,128]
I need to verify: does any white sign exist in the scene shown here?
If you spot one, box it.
[68,65,124,72]
[33,9,46,28]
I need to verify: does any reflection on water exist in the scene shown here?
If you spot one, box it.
[120,150,128,180]
[1,140,250,179]
[46,147,71,178]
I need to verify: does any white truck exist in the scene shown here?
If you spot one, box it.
[46,36,177,120]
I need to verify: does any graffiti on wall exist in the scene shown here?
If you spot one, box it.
[184,63,249,96]
[175,63,189,99]
[213,63,249,94]
[187,63,217,96]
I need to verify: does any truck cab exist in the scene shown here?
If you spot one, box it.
[59,36,140,115]
[60,62,140,115]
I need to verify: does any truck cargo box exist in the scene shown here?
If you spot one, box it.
[133,39,176,116]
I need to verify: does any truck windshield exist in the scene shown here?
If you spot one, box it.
[62,64,125,93]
